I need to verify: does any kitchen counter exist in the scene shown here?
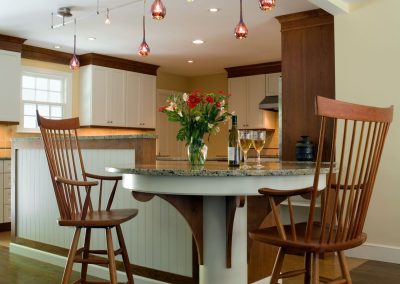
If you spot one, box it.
[108,160,329,177]
[13,134,157,142]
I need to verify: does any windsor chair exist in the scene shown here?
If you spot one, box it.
[249,96,393,283]
[37,112,137,284]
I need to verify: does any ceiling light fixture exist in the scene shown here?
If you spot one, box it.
[88,37,96,41]
[192,39,204,45]
[188,60,194,63]
[105,8,111,24]
[234,0,248,39]
[54,45,61,49]
[259,0,276,11]
[209,8,220,13]
[151,0,166,20]
[138,0,150,56]
[69,19,80,71]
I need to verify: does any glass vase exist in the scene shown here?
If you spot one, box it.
[187,137,208,166]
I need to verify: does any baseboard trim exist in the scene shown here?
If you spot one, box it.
[346,242,400,264]
[10,243,168,284]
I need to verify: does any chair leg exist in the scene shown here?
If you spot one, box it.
[304,252,312,284]
[338,251,352,284]
[270,248,286,284]
[311,252,319,284]
[116,225,135,284]
[62,227,81,284]
[81,227,92,284]
[106,227,118,284]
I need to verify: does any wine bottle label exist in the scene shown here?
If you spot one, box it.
[228,147,235,161]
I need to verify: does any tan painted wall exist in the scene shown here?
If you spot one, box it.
[335,0,400,246]
[156,71,190,92]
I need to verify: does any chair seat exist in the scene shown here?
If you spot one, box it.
[249,222,367,253]
[58,208,138,227]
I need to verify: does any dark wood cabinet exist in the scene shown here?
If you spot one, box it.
[277,9,335,161]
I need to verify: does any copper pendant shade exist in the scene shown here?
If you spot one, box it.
[234,0,248,39]
[151,0,166,20]
[259,0,276,11]
[69,20,80,70]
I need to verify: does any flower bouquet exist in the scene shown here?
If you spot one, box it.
[159,89,232,165]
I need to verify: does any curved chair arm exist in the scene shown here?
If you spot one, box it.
[258,186,313,197]
[85,172,122,181]
[55,176,98,187]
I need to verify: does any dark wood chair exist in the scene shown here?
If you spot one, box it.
[37,111,137,284]
[249,96,393,284]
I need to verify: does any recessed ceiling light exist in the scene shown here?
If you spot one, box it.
[192,39,204,45]
[187,0,194,2]
[188,60,194,64]
[88,37,96,41]
[54,45,61,49]
[209,8,220,13]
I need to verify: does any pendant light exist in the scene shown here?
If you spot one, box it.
[105,8,111,24]
[69,18,80,70]
[138,0,150,56]
[259,0,276,11]
[151,0,166,20]
[234,0,248,39]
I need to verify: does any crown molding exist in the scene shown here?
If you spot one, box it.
[276,9,333,32]
[0,34,26,53]
[225,61,282,78]
[80,53,159,76]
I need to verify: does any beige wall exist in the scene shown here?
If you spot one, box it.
[156,71,190,92]
[335,0,400,246]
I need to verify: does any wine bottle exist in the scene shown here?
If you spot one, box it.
[228,115,240,167]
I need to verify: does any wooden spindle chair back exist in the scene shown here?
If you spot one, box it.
[37,112,119,221]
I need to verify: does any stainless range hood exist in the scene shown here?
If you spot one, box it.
[259,95,279,111]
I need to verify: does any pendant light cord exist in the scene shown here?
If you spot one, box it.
[74,18,77,54]
[240,0,243,22]
[143,0,146,41]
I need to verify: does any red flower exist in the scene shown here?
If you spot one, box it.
[188,94,201,109]
[159,106,167,112]
[206,96,214,104]
[216,102,221,108]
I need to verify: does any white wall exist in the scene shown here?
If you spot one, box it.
[335,0,400,252]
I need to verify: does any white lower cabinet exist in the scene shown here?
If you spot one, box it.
[80,65,156,129]
[0,159,11,223]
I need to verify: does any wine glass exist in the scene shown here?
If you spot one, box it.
[252,130,266,169]
[238,130,252,169]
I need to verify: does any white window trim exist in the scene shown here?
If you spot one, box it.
[18,66,73,133]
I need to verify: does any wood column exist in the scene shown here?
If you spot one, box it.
[277,9,335,161]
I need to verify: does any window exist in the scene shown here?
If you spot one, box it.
[20,67,72,131]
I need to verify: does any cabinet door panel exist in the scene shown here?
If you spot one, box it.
[125,72,141,128]
[228,77,247,128]
[140,74,156,128]
[266,73,281,96]
[0,50,20,123]
[91,67,108,125]
[108,70,125,127]
[247,75,266,129]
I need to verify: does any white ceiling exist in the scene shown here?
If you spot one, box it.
[0,0,328,76]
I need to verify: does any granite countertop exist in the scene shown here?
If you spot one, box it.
[0,157,11,160]
[156,155,280,162]
[107,160,331,177]
[13,134,157,142]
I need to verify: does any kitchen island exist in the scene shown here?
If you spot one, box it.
[107,161,330,284]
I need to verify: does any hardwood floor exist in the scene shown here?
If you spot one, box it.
[0,232,399,283]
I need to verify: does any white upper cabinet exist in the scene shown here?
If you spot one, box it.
[80,65,125,127]
[228,74,268,129]
[0,50,21,123]
[80,65,156,128]
[266,72,281,96]
[125,72,156,129]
